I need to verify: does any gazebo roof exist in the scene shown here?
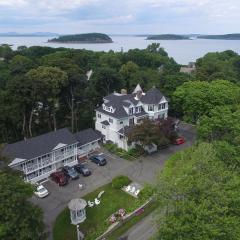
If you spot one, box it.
[68,198,87,211]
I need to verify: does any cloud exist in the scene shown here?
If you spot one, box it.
[0,0,240,33]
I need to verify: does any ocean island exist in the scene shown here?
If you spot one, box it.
[146,34,189,40]
[198,34,240,40]
[48,33,113,43]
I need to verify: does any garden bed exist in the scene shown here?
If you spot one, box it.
[53,181,146,240]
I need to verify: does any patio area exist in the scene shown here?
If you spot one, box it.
[122,182,143,198]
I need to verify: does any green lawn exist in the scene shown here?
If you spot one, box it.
[53,183,144,240]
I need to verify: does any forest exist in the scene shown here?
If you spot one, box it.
[0,43,240,239]
[0,44,239,145]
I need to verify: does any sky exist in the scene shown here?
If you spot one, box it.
[0,0,240,34]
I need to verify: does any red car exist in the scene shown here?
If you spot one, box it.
[173,137,185,145]
[50,171,68,186]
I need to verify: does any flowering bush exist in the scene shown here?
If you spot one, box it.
[109,208,126,224]
[118,208,126,218]
[109,214,117,224]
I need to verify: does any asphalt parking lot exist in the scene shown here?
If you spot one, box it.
[31,122,196,239]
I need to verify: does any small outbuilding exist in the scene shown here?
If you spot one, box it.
[68,198,87,225]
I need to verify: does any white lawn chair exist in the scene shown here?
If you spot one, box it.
[125,185,131,192]
[134,189,140,196]
[98,191,105,198]
[88,201,94,207]
[130,186,136,193]
[95,198,100,205]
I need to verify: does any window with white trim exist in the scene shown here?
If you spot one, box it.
[109,118,113,123]
[148,105,154,111]
[129,108,134,115]
[135,106,142,113]
[97,113,101,118]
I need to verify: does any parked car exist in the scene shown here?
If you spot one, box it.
[62,166,79,180]
[50,171,68,186]
[34,184,49,198]
[74,164,91,177]
[172,137,185,145]
[89,155,107,166]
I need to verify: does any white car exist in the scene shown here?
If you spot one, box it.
[34,184,49,198]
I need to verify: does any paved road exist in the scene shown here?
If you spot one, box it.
[31,123,196,239]
[122,212,157,240]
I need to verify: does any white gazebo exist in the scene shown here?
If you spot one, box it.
[68,198,87,240]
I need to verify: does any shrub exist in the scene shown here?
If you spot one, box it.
[128,145,145,157]
[112,176,131,189]
[138,184,155,200]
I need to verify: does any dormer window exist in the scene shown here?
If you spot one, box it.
[129,108,134,115]
[103,104,114,113]
[135,106,142,113]
[148,105,154,111]
[158,103,166,110]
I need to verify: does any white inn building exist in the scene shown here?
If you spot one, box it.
[95,84,168,150]
[3,128,101,183]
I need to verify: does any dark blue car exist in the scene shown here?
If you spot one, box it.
[89,155,107,166]
[74,164,91,177]
[62,166,79,180]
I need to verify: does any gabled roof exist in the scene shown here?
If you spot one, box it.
[97,85,167,119]
[98,93,141,119]
[96,105,129,119]
[74,128,101,146]
[140,87,164,104]
[132,84,143,94]
[3,128,77,161]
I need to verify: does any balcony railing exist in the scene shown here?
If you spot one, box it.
[23,151,75,174]
[24,158,53,174]
[55,151,75,162]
